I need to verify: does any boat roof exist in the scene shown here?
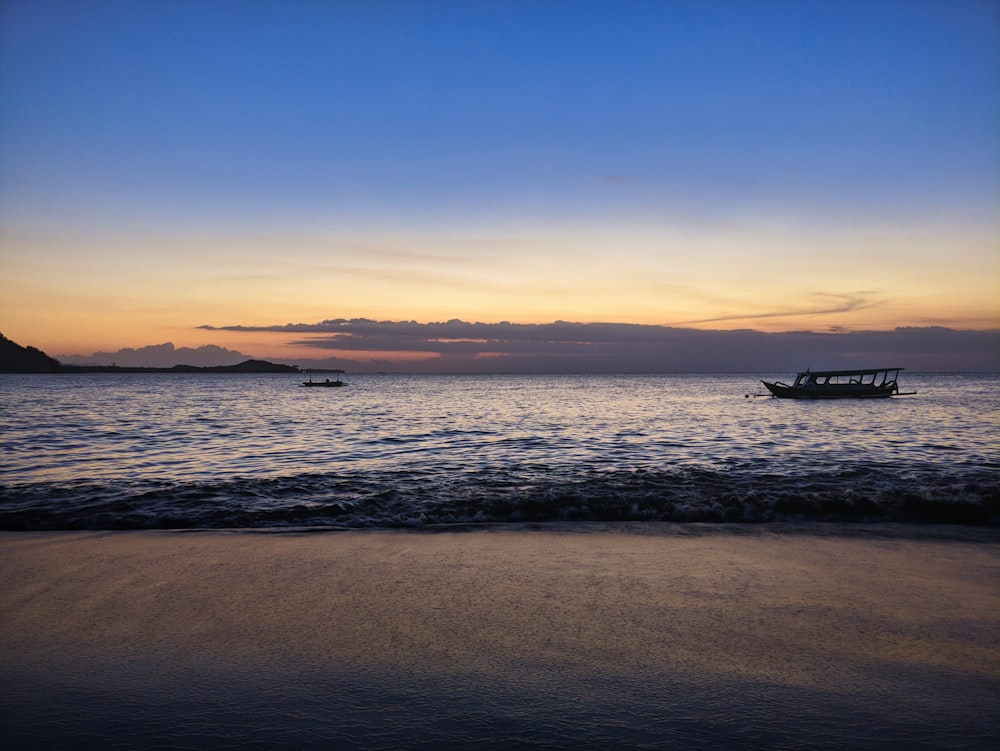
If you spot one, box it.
[796,367,903,377]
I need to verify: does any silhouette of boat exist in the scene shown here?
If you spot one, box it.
[301,371,346,387]
[761,367,912,399]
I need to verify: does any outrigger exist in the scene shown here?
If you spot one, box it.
[760,367,914,399]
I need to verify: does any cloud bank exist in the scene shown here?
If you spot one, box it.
[57,342,255,368]
[198,319,1000,373]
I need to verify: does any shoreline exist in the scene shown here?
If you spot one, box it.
[6,519,996,540]
[3,526,998,749]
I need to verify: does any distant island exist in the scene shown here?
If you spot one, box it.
[0,333,306,374]
[60,359,303,374]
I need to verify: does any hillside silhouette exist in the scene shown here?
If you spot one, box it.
[0,333,62,372]
[0,333,299,373]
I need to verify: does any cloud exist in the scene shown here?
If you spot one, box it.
[197,319,1000,373]
[674,291,882,326]
[57,342,255,368]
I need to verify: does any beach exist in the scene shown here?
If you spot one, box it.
[2,525,998,749]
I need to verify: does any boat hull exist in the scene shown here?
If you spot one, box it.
[761,381,896,399]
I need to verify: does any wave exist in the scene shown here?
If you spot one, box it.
[2,462,997,530]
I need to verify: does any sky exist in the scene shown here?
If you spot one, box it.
[1,0,998,372]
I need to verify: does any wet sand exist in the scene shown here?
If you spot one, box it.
[2,525,998,749]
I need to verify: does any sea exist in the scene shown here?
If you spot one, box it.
[1,371,998,530]
[2,371,999,751]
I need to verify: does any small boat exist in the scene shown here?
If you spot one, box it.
[301,371,346,387]
[761,367,911,399]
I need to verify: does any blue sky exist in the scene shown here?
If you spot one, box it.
[1,0,998,369]
[4,0,995,226]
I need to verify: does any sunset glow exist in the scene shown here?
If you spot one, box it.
[1,1,997,371]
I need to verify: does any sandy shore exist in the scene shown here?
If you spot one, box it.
[2,525,998,749]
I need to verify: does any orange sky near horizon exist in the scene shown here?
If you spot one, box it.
[2,211,997,363]
[1,2,998,366]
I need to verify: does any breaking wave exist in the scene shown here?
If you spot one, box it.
[2,461,997,530]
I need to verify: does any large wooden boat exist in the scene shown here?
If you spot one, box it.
[761,367,909,399]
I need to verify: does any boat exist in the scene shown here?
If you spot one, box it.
[301,371,346,387]
[761,367,911,399]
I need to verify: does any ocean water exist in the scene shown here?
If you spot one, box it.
[2,372,999,751]
[1,372,997,529]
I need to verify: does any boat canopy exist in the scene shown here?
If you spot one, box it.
[793,367,903,377]
[792,367,902,387]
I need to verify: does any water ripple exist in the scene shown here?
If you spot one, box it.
[1,373,998,529]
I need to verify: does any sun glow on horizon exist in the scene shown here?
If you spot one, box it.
[1,1,997,366]
[2,211,996,362]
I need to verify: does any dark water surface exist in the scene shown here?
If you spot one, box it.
[1,372,997,529]
[4,657,994,750]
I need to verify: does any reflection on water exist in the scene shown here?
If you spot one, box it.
[3,372,996,480]
[1,373,997,528]
[5,663,994,750]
